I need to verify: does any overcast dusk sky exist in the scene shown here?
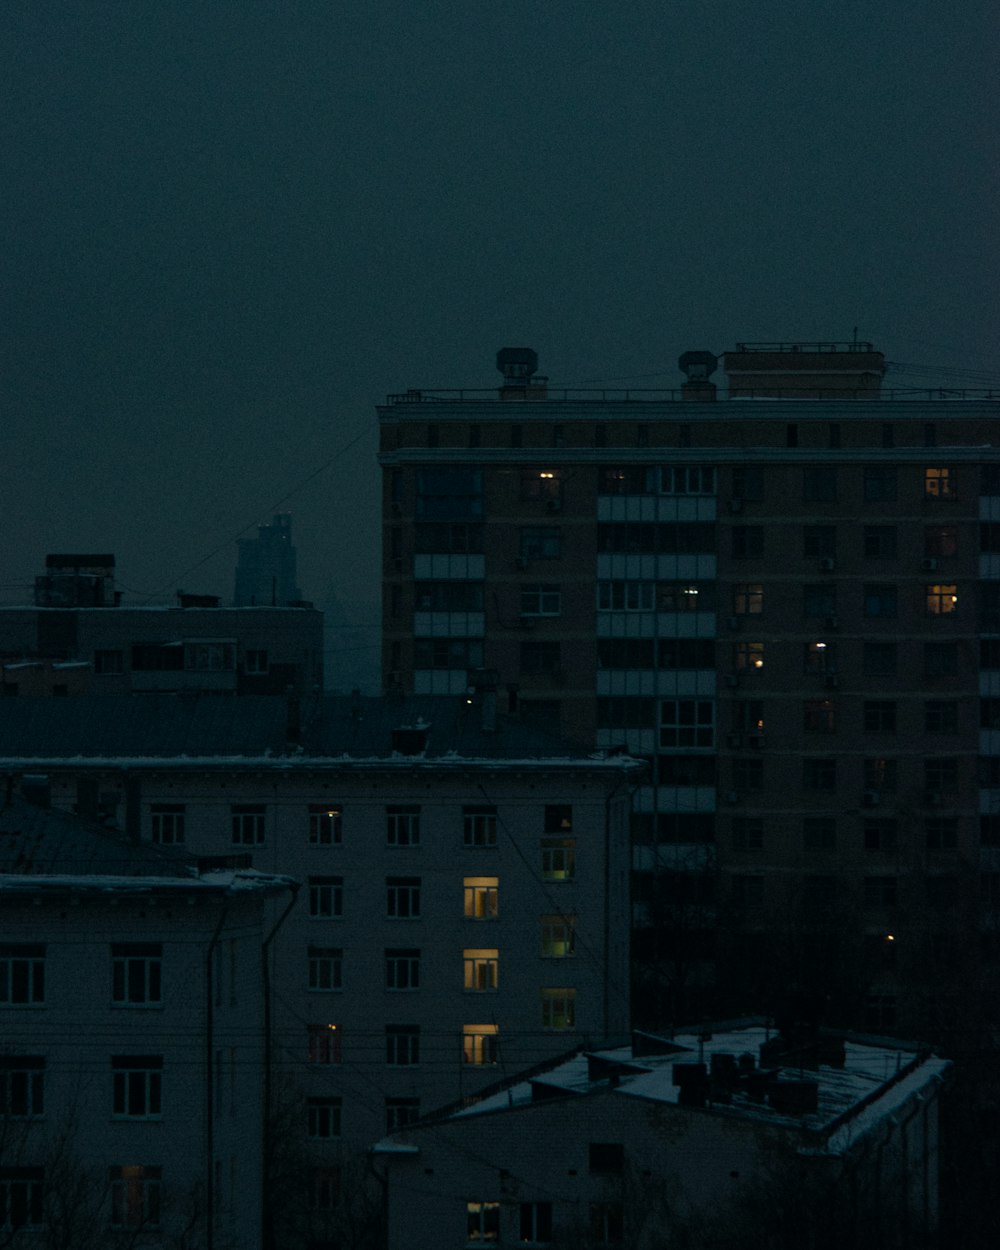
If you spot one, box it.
[2,1,997,664]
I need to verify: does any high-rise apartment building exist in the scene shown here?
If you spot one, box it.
[379,342,1000,1038]
[234,512,303,607]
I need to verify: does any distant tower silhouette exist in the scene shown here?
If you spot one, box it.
[234,514,303,606]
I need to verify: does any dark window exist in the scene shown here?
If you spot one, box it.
[864,702,896,733]
[131,644,184,672]
[659,755,716,786]
[94,649,124,674]
[414,582,484,612]
[864,468,897,501]
[597,639,655,669]
[659,639,715,669]
[520,641,562,673]
[386,877,421,918]
[309,877,343,919]
[863,585,897,618]
[386,806,420,847]
[385,1097,420,1132]
[925,642,958,676]
[385,948,420,991]
[803,526,836,559]
[803,700,836,733]
[864,877,897,907]
[413,638,483,670]
[803,818,836,851]
[864,819,898,851]
[732,758,763,790]
[520,1202,554,1243]
[589,1143,625,1174]
[309,805,343,846]
[864,758,898,792]
[731,466,763,500]
[864,526,897,559]
[803,585,836,617]
[520,527,562,559]
[732,818,763,850]
[926,819,958,851]
[112,943,162,1006]
[385,1025,420,1066]
[925,701,958,733]
[803,468,837,501]
[413,523,484,554]
[544,805,573,833]
[308,946,343,992]
[151,804,185,845]
[463,805,498,847]
[520,469,563,503]
[596,697,655,728]
[0,946,45,1006]
[803,758,837,790]
[926,526,958,558]
[732,527,764,559]
[924,758,959,793]
[786,424,798,448]
[0,1058,45,1118]
[231,805,266,845]
[732,874,764,906]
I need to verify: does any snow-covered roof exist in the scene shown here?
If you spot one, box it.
[378,1024,950,1154]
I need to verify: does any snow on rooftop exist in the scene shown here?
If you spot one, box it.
[0,869,297,896]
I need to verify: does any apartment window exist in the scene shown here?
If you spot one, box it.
[541,988,576,1030]
[464,877,499,919]
[865,995,897,1030]
[864,701,896,733]
[657,465,716,494]
[231,804,265,846]
[925,758,959,793]
[924,423,937,448]
[881,424,895,449]
[150,804,185,845]
[864,526,897,559]
[520,527,562,560]
[463,806,497,847]
[926,584,958,615]
[0,1058,44,1118]
[385,1025,420,1066]
[386,1097,420,1132]
[520,1201,553,1244]
[864,468,897,501]
[521,584,561,616]
[925,467,954,499]
[309,804,343,846]
[597,580,654,612]
[982,466,1000,494]
[804,641,835,673]
[658,582,709,611]
[803,700,836,733]
[731,527,763,559]
[803,467,837,501]
[982,641,1000,670]
[110,1166,162,1230]
[510,423,523,448]
[659,638,716,668]
[596,696,655,728]
[463,949,499,991]
[309,877,343,919]
[864,877,897,907]
[309,1166,342,1211]
[308,947,343,992]
[415,581,484,611]
[520,469,563,502]
[307,1024,342,1065]
[803,818,836,851]
[732,874,764,907]
[732,817,763,850]
[0,946,44,1007]
[426,424,439,449]
[925,642,958,676]
[864,585,897,618]
[185,641,235,672]
[733,583,763,615]
[804,758,837,790]
[925,701,958,733]
[542,839,576,881]
[828,423,841,449]
[0,1168,43,1231]
[413,638,483,670]
[926,819,958,851]
[416,467,482,519]
[594,423,607,448]
[803,875,837,907]
[386,876,421,919]
[735,641,764,671]
[112,1057,162,1119]
[244,649,269,674]
[733,700,765,732]
[387,806,420,847]
[590,1203,624,1247]
[414,522,484,554]
[468,424,481,449]
[803,526,836,559]
[94,648,124,674]
[803,584,836,618]
[307,1097,342,1140]
[541,916,576,958]
[925,526,958,557]
[467,1200,500,1242]
[463,1024,500,1066]
[111,944,161,1007]
[589,1142,625,1174]
[864,758,898,792]
[733,758,763,790]
[864,819,898,852]
[659,699,714,748]
[386,948,420,991]
[520,640,561,673]
[786,423,798,448]
[863,642,897,676]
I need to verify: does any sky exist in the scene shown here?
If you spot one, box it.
[1,1,997,685]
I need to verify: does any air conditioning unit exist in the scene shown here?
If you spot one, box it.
[921,558,938,571]
[820,557,836,572]
[824,616,839,631]
[727,499,744,514]
[726,733,743,748]
[725,674,741,688]
[862,790,880,808]
[824,675,839,690]
[515,556,530,570]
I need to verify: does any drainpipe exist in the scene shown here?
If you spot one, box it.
[261,882,301,1250]
[205,906,229,1250]
[603,767,638,1036]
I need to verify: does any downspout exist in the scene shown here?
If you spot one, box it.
[205,905,229,1250]
[261,882,301,1250]
[603,766,639,1036]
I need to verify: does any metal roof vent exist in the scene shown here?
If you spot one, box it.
[496,347,539,384]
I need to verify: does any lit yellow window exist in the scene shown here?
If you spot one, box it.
[926,585,958,615]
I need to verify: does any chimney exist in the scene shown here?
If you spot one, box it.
[678,351,718,401]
